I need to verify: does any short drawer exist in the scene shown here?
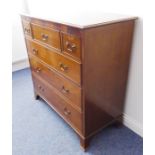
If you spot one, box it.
[31,23,61,50]
[26,39,81,85]
[33,73,82,133]
[62,33,81,60]
[22,20,32,36]
[29,57,82,110]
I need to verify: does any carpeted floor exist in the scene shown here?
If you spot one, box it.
[12,68,143,155]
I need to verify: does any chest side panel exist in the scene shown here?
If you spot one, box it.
[83,20,135,137]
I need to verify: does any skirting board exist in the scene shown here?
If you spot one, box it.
[123,113,143,137]
[12,59,29,72]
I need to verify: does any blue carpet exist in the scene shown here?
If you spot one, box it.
[12,68,143,155]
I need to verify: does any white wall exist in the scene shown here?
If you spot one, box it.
[12,17,27,62]
[13,0,143,136]
[124,19,143,136]
[12,0,29,71]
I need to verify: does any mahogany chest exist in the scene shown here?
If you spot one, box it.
[21,14,136,150]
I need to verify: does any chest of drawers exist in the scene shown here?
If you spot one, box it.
[21,14,136,150]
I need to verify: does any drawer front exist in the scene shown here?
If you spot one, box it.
[22,20,32,36]
[31,23,61,50]
[30,57,82,110]
[26,39,81,84]
[62,33,81,60]
[33,73,82,132]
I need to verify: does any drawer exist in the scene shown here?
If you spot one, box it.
[33,73,82,133]
[22,20,32,36]
[26,39,81,85]
[62,33,81,60]
[31,23,61,50]
[29,57,82,110]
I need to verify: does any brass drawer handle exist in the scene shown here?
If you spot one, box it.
[32,48,38,55]
[65,41,76,52]
[36,67,41,73]
[41,33,48,41]
[24,28,30,33]
[64,107,71,116]
[38,85,42,89]
[38,85,44,92]
[59,63,68,72]
[61,86,69,94]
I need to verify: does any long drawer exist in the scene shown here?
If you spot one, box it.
[26,39,81,85]
[29,57,82,110]
[32,73,82,133]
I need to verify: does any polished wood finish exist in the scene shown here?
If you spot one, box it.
[29,57,82,110]
[82,21,135,137]
[33,73,82,133]
[21,15,82,36]
[31,23,61,50]
[62,33,81,60]
[26,39,81,84]
[21,15,136,151]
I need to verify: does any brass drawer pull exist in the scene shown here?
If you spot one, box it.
[38,85,44,92]
[32,48,38,55]
[36,68,41,73]
[61,86,69,94]
[24,28,30,33]
[59,63,68,72]
[38,85,42,89]
[65,41,76,52]
[64,107,71,116]
[41,33,48,41]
